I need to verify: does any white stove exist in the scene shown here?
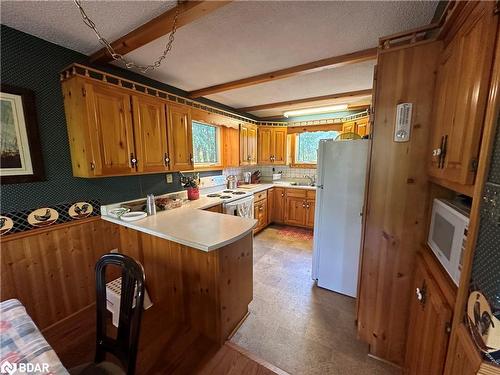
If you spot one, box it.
[199,176,254,218]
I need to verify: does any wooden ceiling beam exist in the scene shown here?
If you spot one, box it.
[89,1,232,63]
[238,89,372,113]
[188,48,377,98]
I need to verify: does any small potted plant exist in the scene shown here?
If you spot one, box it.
[180,172,200,200]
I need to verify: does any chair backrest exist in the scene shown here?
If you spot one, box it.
[95,253,145,375]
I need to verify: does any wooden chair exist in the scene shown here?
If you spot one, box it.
[70,253,145,375]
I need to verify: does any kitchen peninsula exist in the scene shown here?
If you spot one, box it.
[102,205,256,345]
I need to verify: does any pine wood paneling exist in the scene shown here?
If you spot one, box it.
[356,41,441,365]
[0,218,120,330]
[117,226,253,345]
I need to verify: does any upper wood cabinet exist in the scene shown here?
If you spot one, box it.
[62,78,137,177]
[429,2,498,188]
[85,82,137,176]
[62,76,194,177]
[257,126,287,165]
[222,127,240,168]
[342,116,369,137]
[240,123,257,165]
[132,95,169,173]
[167,103,193,171]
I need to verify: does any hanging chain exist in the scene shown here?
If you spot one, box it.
[73,0,181,73]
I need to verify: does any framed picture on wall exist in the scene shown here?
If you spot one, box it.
[0,84,44,184]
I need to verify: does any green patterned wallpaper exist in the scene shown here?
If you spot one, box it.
[0,25,225,213]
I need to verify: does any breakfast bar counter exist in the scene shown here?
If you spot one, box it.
[101,200,255,346]
[102,207,256,251]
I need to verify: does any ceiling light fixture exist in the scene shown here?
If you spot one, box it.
[283,104,348,118]
[73,0,180,73]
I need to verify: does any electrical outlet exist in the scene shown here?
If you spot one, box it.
[166,174,173,183]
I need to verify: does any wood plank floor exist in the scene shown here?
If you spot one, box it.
[43,301,288,374]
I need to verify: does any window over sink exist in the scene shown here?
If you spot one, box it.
[192,121,221,168]
[293,130,339,165]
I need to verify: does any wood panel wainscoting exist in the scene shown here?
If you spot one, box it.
[356,40,441,365]
[0,218,120,330]
[116,225,253,345]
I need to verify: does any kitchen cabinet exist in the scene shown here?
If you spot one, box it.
[132,95,170,173]
[272,187,286,224]
[284,189,316,227]
[284,196,307,226]
[305,198,315,228]
[342,120,356,134]
[257,126,287,165]
[356,116,370,137]
[75,80,136,176]
[405,253,454,375]
[267,188,274,225]
[62,76,194,177]
[253,199,268,234]
[203,204,223,213]
[428,1,498,188]
[222,127,240,167]
[167,103,193,171]
[240,123,258,165]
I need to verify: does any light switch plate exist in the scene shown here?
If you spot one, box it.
[166,174,173,183]
[394,103,413,142]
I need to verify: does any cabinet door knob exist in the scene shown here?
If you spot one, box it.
[164,153,170,166]
[90,161,96,170]
[130,153,137,167]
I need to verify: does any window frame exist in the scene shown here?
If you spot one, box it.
[191,120,223,170]
[289,128,340,168]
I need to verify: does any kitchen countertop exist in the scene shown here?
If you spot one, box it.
[238,182,317,193]
[102,206,256,252]
[101,181,314,252]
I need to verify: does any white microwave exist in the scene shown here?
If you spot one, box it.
[428,199,470,286]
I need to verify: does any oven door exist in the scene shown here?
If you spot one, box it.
[223,195,254,219]
[428,199,468,284]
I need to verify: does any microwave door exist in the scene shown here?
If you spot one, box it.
[428,200,467,284]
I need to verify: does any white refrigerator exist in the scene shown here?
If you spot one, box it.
[312,139,369,297]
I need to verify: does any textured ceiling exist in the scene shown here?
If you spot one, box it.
[1,0,437,118]
[0,1,177,55]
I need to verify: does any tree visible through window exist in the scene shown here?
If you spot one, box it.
[296,131,339,164]
[192,121,219,165]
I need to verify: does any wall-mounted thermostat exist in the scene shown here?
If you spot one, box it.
[394,103,413,142]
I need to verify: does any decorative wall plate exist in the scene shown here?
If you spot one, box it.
[68,201,93,219]
[27,208,59,227]
[0,216,14,235]
[467,291,500,353]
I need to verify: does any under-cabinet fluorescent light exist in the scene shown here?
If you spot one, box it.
[283,104,348,118]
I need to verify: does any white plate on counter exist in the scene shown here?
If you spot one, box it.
[120,211,147,222]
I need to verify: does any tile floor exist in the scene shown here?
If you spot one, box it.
[230,225,402,375]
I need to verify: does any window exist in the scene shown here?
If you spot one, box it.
[294,131,339,165]
[192,121,221,166]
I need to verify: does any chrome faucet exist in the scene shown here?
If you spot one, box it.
[304,175,316,186]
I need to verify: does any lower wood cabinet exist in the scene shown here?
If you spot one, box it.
[444,323,482,375]
[283,189,315,228]
[405,252,455,375]
[253,199,268,233]
[254,187,316,233]
[272,187,286,223]
[203,204,223,213]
